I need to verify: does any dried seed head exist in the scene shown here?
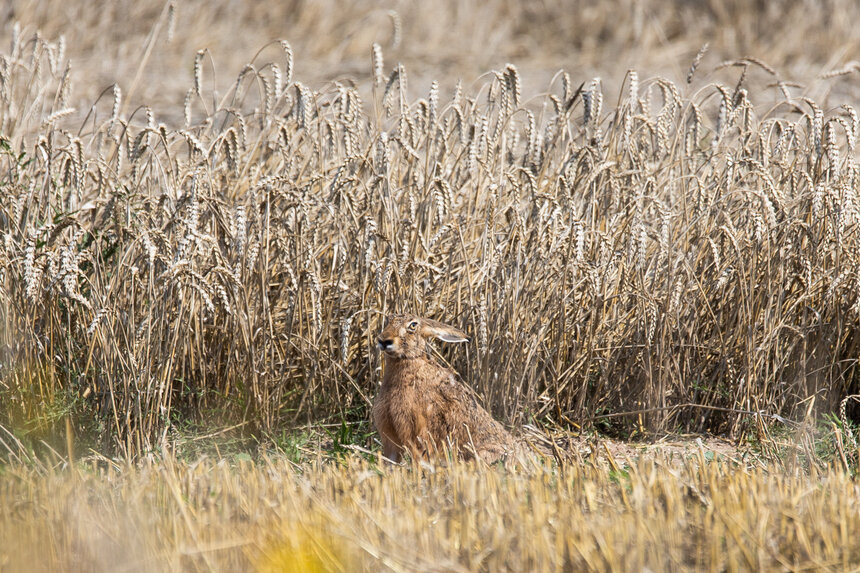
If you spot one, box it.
[669,277,684,315]
[214,281,231,315]
[428,80,439,127]
[295,82,312,129]
[193,50,204,96]
[477,299,488,353]
[58,64,71,108]
[562,72,572,105]
[825,121,840,174]
[575,222,585,263]
[505,64,521,109]
[428,223,451,252]
[183,88,193,127]
[433,180,453,225]
[842,104,857,151]
[687,43,709,84]
[810,100,823,156]
[166,3,176,41]
[478,114,489,158]
[110,84,121,125]
[364,218,377,268]
[716,85,732,138]
[340,316,352,362]
[388,11,402,48]
[382,67,399,117]
[372,43,384,87]
[375,132,391,175]
[374,259,392,295]
[627,70,639,112]
[24,229,40,300]
[584,77,602,129]
[87,308,112,336]
[525,110,536,164]
[281,41,293,86]
[261,74,273,118]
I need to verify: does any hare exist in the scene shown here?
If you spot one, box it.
[372,314,520,464]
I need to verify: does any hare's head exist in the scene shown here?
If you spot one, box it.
[377,315,470,359]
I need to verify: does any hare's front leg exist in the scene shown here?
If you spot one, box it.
[380,432,402,462]
[374,402,403,462]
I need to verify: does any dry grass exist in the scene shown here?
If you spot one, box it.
[1,452,858,572]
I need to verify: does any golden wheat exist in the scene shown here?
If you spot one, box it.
[0,0,857,461]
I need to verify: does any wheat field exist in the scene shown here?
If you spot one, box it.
[1,0,860,570]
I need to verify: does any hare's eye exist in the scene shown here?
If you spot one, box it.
[407,320,419,332]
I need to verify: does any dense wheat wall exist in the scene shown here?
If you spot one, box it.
[0,0,859,456]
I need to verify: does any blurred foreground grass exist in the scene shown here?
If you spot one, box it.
[1,449,858,572]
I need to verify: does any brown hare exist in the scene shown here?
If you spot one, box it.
[372,314,520,464]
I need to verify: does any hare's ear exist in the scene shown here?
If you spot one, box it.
[420,319,470,344]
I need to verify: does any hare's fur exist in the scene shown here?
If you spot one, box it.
[373,314,519,464]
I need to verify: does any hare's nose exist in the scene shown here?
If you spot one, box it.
[377,338,393,350]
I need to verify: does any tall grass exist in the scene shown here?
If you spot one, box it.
[1,454,859,571]
[1,1,859,456]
